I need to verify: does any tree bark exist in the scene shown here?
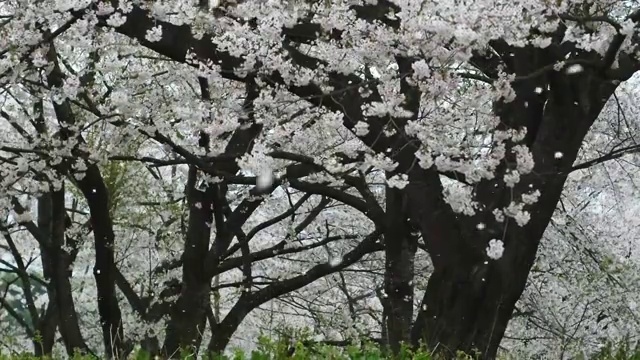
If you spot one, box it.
[38,187,90,356]
[382,184,418,353]
[76,166,125,358]
[162,167,213,357]
[34,299,57,356]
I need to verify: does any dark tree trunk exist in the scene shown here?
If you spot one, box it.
[34,299,57,356]
[382,184,418,353]
[163,284,210,357]
[410,208,548,358]
[409,176,562,358]
[162,167,214,357]
[76,166,125,358]
[409,67,618,359]
[38,187,90,356]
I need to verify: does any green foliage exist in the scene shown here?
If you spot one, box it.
[587,340,640,360]
[1,338,639,359]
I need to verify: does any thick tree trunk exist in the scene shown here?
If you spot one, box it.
[162,167,214,357]
[410,176,564,358]
[38,188,90,356]
[410,229,541,358]
[382,185,418,353]
[408,70,617,359]
[163,284,210,356]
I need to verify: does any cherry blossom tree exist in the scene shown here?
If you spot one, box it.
[504,79,640,358]
[3,0,640,359]
[0,4,381,358]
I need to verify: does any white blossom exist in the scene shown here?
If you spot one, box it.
[387,174,408,189]
[486,239,505,260]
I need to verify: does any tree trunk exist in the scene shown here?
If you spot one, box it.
[38,187,90,356]
[34,300,57,356]
[408,70,617,359]
[410,176,563,358]
[162,167,214,357]
[76,166,125,359]
[163,284,210,357]
[382,184,418,354]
